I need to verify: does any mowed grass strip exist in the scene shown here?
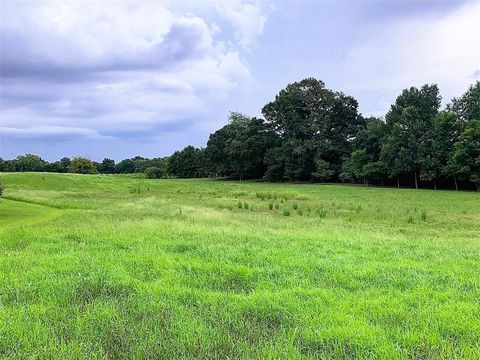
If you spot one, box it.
[0,172,479,359]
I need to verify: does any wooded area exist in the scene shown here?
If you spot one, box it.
[2,79,479,190]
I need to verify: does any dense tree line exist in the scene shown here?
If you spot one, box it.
[1,79,479,190]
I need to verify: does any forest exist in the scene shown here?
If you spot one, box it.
[2,79,479,191]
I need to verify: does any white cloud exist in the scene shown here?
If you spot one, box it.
[342,1,480,114]
[214,0,272,50]
[0,126,108,139]
[0,0,269,139]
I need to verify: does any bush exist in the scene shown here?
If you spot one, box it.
[69,157,96,174]
[0,177,4,198]
[420,210,427,221]
[316,208,327,218]
[144,166,164,179]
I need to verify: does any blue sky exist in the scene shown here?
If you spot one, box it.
[1,0,479,161]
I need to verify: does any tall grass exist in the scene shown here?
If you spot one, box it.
[0,172,479,359]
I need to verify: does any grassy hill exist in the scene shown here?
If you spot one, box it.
[1,172,479,359]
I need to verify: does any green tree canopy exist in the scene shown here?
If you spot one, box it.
[381,84,441,188]
[448,120,480,191]
[204,112,275,179]
[98,158,116,174]
[448,81,480,126]
[167,146,204,178]
[14,154,48,172]
[69,157,97,174]
[262,78,364,181]
[144,166,164,179]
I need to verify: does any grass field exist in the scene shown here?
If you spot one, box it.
[0,172,479,359]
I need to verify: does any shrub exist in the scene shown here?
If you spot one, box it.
[420,210,427,221]
[292,203,298,210]
[130,186,141,194]
[282,209,290,216]
[0,177,3,198]
[238,201,242,209]
[268,202,274,210]
[144,166,164,179]
[69,157,96,174]
[316,209,327,218]
[274,202,280,209]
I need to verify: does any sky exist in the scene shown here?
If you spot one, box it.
[1,0,479,161]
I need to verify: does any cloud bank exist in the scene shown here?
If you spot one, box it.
[0,0,269,146]
[342,0,480,115]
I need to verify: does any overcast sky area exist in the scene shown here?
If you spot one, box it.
[1,0,480,161]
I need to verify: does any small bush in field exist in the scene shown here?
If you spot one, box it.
[283,209,290,216]
[268,202,274,210]
[316,209,327,218]
[244,202,249,210]
[292,203,298,210]
[144,166,164,179]
[238,201,242,209]
[407,215,414,224]
[420,210,427,221]
[274,202,280,209]
[130,186,141,194]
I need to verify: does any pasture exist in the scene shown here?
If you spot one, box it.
[0,172,479,359]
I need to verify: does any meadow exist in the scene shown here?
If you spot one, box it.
[0,172,479,359]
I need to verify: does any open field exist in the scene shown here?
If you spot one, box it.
[0,172,479,359]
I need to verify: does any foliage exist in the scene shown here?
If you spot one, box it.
[69,157,97,174]
[3,79,480,190]
[204,112,274,179]
[262,78,364,181]
[98,158,116,174]
[115,159,136,174]
[449,120,480,190]
[342,117,388,184]
[14,154,48,172]
[381,84,441,188]
[144,166,164,179]
[420,111,458,188]
[311,159,334,181]
[167,146,204,178]
[448,81,480,125]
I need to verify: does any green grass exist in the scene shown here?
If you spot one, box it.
[0,172,479,359]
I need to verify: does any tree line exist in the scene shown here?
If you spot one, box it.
[2,78,479,190]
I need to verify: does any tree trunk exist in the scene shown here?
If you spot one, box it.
[366,179,369,187]
[397,178,400,189]
[434,179,437,190]
[414,170,418,189]
[454,175,458,191]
